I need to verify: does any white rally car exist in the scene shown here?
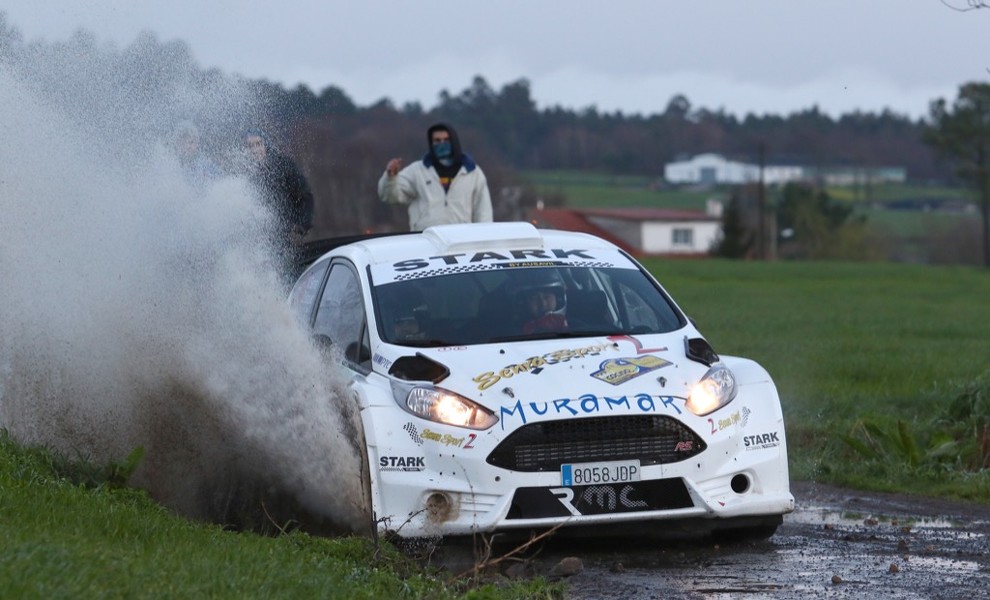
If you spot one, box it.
[289,222,793,540]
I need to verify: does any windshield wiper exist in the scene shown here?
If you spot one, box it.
[396,339,458,348]
[488,330,608,343]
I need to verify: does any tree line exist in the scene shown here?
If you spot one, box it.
[262,75,959,236]
[4,14,983,263]
[267,75,947,179]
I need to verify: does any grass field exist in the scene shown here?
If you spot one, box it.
[827,182,970,204]
[522,170,974,213]
[0,433,561,599]
[522,170,723,210]
[644,258,990,500]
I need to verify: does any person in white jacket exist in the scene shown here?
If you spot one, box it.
[378,122,493,231]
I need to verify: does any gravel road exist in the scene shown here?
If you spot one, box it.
[428,481,990,599]
[541,481,990,599]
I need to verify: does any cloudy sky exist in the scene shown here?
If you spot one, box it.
[2,0,988,119]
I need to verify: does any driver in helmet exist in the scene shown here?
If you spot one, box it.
[511,269,569,334]
[388,286,428,342]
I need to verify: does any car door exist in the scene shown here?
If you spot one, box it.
[312,260,372,372]
[288,258,330,326]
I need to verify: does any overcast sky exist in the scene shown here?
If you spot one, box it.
[2,0,988,119]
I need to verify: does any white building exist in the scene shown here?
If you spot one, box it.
[529,207,722,256]
[664,153,905,186]
[582,208,722,255]
[664,153,756,185]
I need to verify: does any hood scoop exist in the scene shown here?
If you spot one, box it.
[388,353,450,383]
[685,337,719,367]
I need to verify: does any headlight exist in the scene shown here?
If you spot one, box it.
[685,363,737,416]
[405,387,498,430]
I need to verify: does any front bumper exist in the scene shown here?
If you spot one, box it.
[363,393,794,538]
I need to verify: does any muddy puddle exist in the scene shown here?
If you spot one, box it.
[428,481,990,599]
[555,483,990,599]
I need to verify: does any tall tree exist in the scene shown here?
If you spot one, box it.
[712,190,755,258]
[925,82,990,267]
[776,182,871,260]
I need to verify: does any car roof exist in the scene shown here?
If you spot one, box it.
[304,222,624,268]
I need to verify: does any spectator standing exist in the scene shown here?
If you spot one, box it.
[242,129,315,277]
[378,122,493,231]
[174,121,221,185]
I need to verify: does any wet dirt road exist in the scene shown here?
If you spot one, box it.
[527,482,990,599]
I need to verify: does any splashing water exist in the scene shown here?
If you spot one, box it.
[0,30,370,533]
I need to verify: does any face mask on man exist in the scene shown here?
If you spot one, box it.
[433,140,453,166]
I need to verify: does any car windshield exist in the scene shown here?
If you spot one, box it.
[374,263,685,347]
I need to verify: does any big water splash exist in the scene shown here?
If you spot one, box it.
[0,27,369,533]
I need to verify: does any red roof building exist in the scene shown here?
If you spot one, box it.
[527,206,722,257]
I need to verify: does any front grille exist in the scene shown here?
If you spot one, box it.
[487,415,705,472]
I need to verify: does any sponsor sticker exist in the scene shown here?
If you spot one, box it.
[421,428,466,447]
[473,342,617,390]
[499,393,683,429]
[591,355,671,385]
[403,423,424,445]
[743,431,781,450]
[379,456,425,471]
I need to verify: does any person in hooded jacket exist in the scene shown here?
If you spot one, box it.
[243,129,315,280]
[378,122,493,231]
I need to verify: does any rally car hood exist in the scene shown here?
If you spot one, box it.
[384,332,716,414]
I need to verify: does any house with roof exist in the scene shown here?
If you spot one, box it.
[664,153,803,185]
[664,153,905,186]
[528,205,722,257]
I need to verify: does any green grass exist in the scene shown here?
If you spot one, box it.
[522,170,726,210]
[521,170,655,189]
[521,171,981,246]
[857,205,978,238]
[643,258,990,501]
[522,172,976,212]
[0,432,561,600]
[826,182,971,204]
[523,171,975,210]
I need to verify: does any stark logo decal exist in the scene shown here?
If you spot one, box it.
[393,249,597,272]
[743,431,781,450]
[379,456,425,471]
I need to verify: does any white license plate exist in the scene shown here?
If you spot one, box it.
[561,459,641,486]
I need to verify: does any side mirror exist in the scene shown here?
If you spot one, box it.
[313,333,334,353]
[345,341,371,364]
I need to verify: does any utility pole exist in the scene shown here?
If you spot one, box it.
[757,142,766,260]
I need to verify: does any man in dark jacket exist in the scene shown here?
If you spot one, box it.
[243,130,314,278]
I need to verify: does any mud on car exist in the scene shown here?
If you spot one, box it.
[289,222,793,540]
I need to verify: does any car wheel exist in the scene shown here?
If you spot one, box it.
[714,523,780,543]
